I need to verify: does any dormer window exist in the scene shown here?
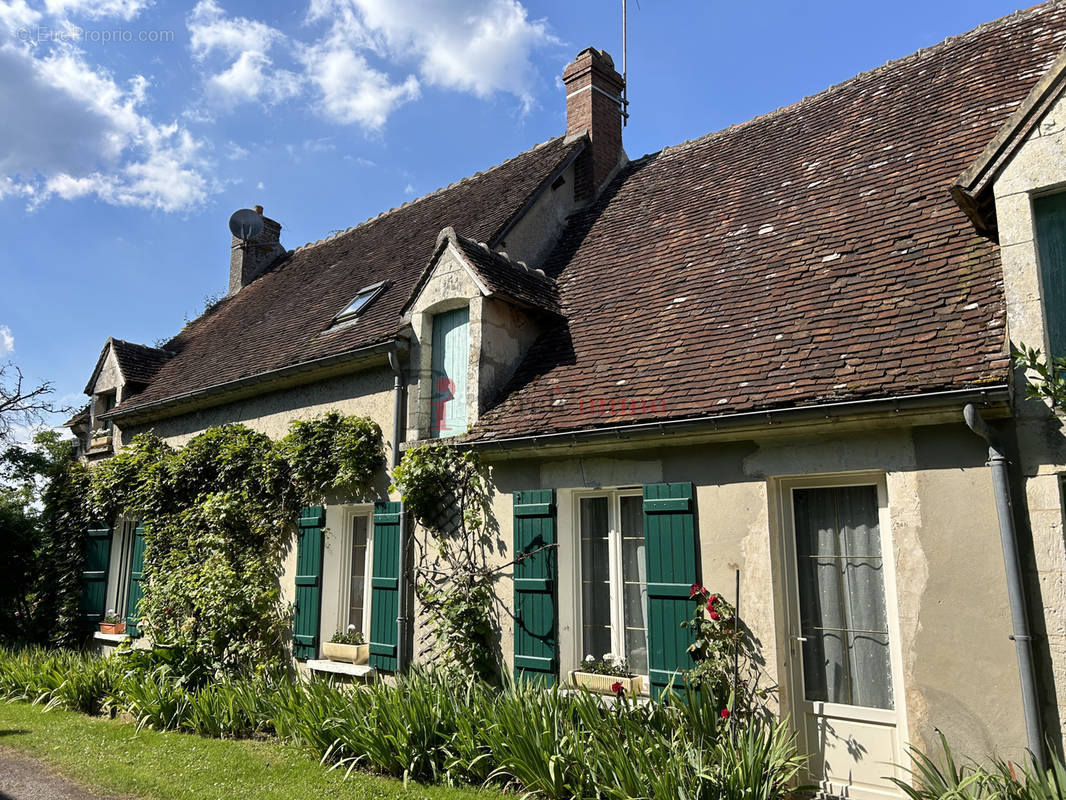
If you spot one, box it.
[331,281,388,327]
[93,390,116,432]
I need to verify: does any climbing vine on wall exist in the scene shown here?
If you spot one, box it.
[1013,343,1066,408]
[37,438,93,649]
[90,412,385,676]
[391,442,500,681]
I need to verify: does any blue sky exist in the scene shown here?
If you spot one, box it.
[0,0,1032,432]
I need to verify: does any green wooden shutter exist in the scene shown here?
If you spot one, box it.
[513,489,558,686]
[81,526,112,630]
[369,501,403,672]
[293,506,325,661]
[1035,192,1066,360]
[125,523,147,637]
[643,482,698,697]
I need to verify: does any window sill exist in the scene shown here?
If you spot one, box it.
[93,632,129,645]
[306,659,376,679]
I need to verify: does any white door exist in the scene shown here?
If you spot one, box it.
[780,478,908,799]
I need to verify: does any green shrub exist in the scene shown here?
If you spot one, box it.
[0,647,807,800]
[892,733,1066,800]
[0,647,118,714]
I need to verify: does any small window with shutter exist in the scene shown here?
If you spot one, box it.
[1034,191,1066,359]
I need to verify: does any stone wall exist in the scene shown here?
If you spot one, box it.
[993,87,1066,745]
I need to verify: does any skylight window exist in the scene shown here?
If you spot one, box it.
[332,281,387,326]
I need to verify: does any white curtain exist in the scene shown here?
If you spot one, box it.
[620,496,648,676]
[580,497,611,659]
[794,486,893,710]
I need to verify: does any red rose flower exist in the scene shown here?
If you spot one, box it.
[709,610,720,621]
[720,708,731,719]
[611,681,624,695]
[690,584,700,598]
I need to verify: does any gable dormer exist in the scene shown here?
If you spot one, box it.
[402,227,562,440]
[81,338,173,456]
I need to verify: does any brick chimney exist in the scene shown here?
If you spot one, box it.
[562,48,625,200]
[229,205,285,295]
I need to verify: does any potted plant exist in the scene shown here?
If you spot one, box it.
[99,610,126,636]
[321,625,368,664]
[569,653,643,696]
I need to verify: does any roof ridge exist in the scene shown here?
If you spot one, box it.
[292,136,566,254]
[450,228,553,281]
[636,0,1061,164]
[111,337,173,354]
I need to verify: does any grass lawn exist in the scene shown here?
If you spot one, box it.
[0,700,506,800]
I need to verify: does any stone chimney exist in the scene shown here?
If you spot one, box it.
[229,205,285,295]
[562,48,625,200]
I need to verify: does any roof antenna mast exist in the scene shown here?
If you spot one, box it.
[622,0,630,126]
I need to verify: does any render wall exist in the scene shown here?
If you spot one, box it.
[993,89,1066,747]
[475,422,1026,763]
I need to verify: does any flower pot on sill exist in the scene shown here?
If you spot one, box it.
[99,621,126,635]
[569,670,643,696]
[322,641,369,664]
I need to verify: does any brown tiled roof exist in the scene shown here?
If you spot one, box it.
[470,2,1066,440]
[111,136,584,417]
[452,232,561,315]
[111,339,173,386]
[83,337,173,395]
[64,404,90,428]
[406,227,562,315]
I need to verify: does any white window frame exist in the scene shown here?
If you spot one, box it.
[771,472,910,784]
[565,487,648,682]
[321,505,375,643]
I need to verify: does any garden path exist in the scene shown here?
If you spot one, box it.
[0,747,119,800]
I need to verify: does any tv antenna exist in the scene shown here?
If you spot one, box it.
[622,0,635,126]
[228,208,263,241]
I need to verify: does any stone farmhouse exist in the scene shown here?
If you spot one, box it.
[67,3,1066,796]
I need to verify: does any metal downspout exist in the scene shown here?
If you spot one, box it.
[388,348,410,673]
[963,403,1045,768]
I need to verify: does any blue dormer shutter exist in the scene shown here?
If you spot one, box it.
[430,307,469,437]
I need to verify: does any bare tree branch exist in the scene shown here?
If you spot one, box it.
[0,361,71,444]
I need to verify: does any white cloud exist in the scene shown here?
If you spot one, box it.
[0,43,215,212]
[0,325,13,357]
[43,0,152,21]
[0,0,41,33]
[225,141,249,160]
[298,29,419,128]
[310,0,557,110]
[187,0,300,109]
[403,183,414,195]
[188,0,280,59]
